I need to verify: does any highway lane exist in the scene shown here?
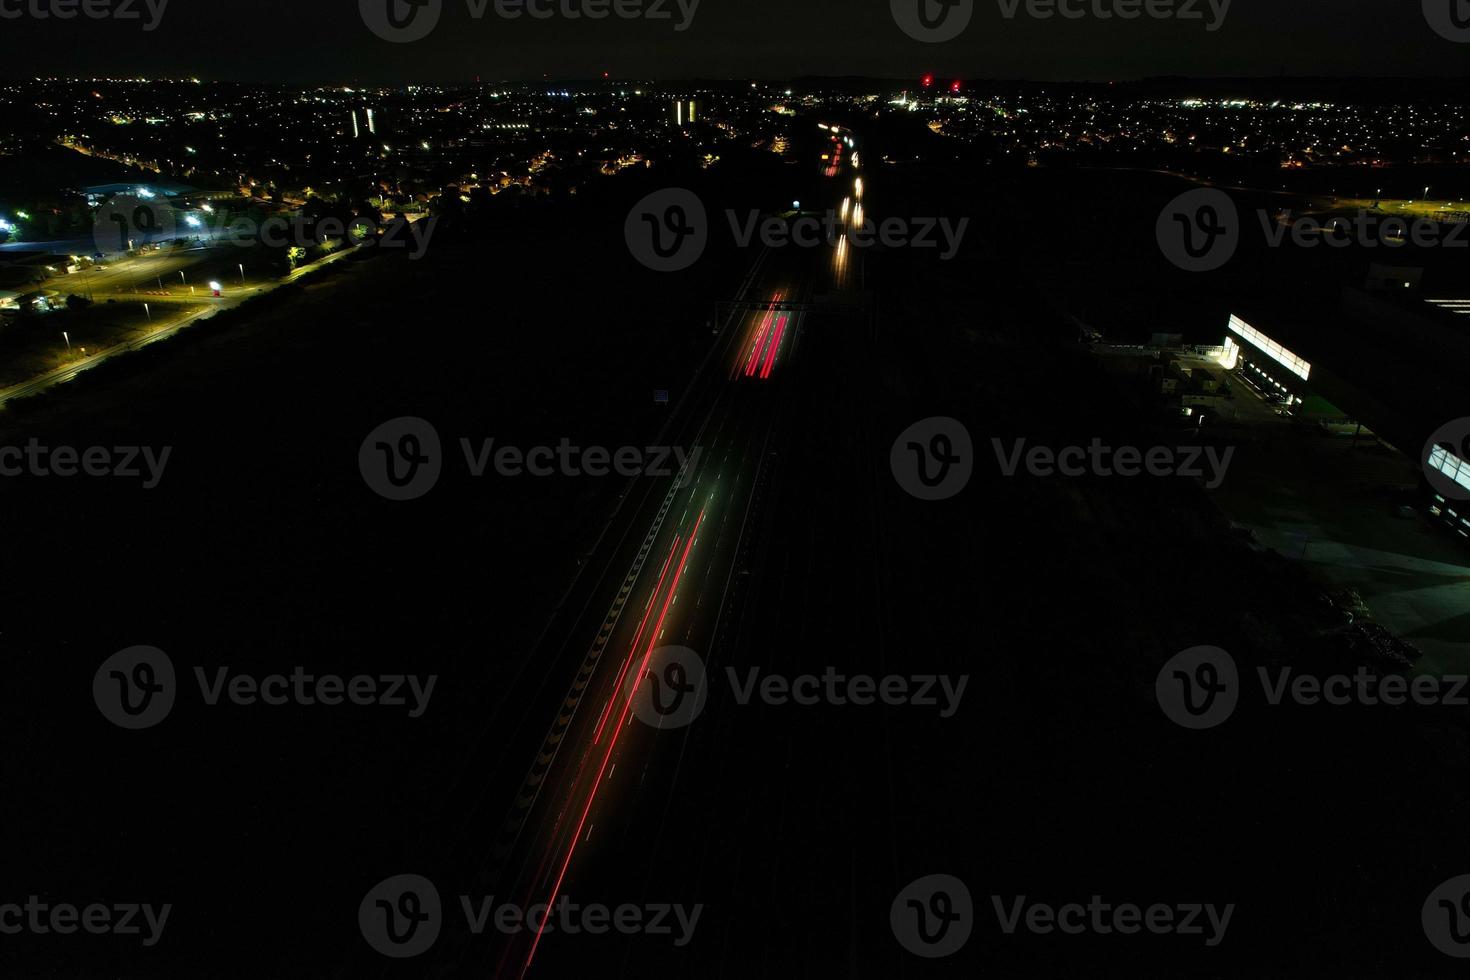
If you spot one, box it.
[486,275,808,979]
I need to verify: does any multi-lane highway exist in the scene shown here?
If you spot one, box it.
[431,136,873,978]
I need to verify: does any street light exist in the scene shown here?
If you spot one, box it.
[238,263,245,284]
[62,331,70,353]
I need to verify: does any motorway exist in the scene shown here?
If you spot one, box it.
[397,131,872,978]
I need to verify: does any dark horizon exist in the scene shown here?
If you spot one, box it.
[1,0,1465,85]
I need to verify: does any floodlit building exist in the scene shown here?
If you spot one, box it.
[1426,444,1470,541]
[1223,312,1313,406]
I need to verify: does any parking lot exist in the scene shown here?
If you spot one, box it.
[1210,403,1470,675]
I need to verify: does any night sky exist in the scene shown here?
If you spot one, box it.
[2,0,1466,83]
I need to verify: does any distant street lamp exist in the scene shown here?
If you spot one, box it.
[62,331,70,353]
[238,263,245,284]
